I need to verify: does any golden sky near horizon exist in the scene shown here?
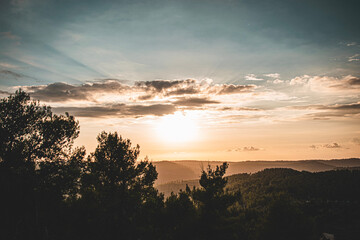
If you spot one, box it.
[1,0,360,161]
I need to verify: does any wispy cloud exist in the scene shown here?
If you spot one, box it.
[264,73,280,79]
[245,74,264,81]
[347,42,357,46]
[310,143,343,149]
[348,54,360,62]
[173,97,220,107]
[289,75,360,92]
[54,103,176,118]
[0,62,18,69]
[228,146,262,152]
[135,79,201,99]
[291,102,360,120]
[272,79,284,84]
[219,106,261,111]
[323,143,342,148]
[23,81,132,102]
[212,84,256,95]
[0,70,23,78]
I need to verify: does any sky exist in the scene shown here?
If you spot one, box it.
[0,0,359,161]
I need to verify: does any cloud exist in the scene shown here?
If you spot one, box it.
[165,87,200,96]
[289,75,311,85]
[0,62,18,69]
[346,42,357,47]
[245,74,263,81]
[135,79,202,99]
[214,84,256,95]
[241,146,260,151]
[23,79,256,103]
[136,79,255,99]
[293,102,360,111]
[323,143,342,149]
[15,79,260,119]
[0,70,23,78]
[173,97,220,107]
[326,102,360,111]
[319,103,360,116]
[229,146,261,152]
[289,75,360,92]
[25,80,131,102]
[136,79,196,92]
[126,104,176,116]
[264,73,280,79]
[54,103,176,118]
[348,54,360,62]
[219,106,260,111]
[291,102,360,119]
[310,143,343,149]
[272,79,284,84]
[137,94,155,101]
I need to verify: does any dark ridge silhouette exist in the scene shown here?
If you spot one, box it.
[154,158,360,185]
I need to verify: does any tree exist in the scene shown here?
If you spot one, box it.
[163,190,198,240]
[83,131,158,196]
[0,89,79,163]
[0,90,83,239]
[259,194,314,240]
[193,163,240,213]
[192,163,242,239]
[79,131,162,240]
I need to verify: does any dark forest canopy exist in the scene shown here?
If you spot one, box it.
[1,90,359,240]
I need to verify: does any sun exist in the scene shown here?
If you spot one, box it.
[156,111,198,143]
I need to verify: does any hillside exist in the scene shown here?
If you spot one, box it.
[157,166,360,201]
[153,158,360,185]
[152,161,198,184]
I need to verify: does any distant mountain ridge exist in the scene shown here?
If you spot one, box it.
[153,158,360,185]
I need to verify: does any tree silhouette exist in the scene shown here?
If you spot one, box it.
[163,190,198,240]
[193,163,240,213]
[0,90,82,239]
[0,89,79,163]
[79,131,162,239]
[191,162,242,239]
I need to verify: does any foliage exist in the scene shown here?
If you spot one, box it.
[0,90,83,239]
[0,89,79,162]
[192,162,241,215]
[78,131,162,240]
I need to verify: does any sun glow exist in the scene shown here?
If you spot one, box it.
[156,111,198,143]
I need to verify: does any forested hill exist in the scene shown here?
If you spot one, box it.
[156,168,360,239]
[153,158,360,185]
[156,167,360,198]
